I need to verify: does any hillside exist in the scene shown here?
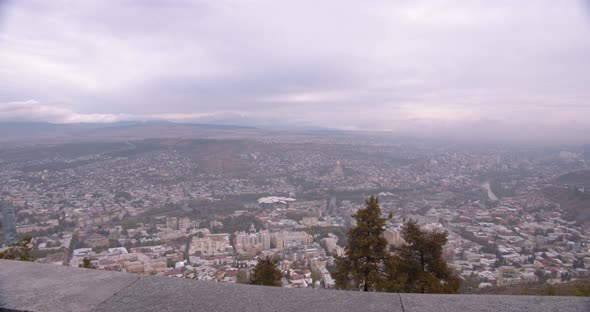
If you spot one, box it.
[0,121,260,146]
[583,145,590,160]
[558,170,590,187]
[542,186,590,227]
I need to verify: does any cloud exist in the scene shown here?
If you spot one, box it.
[0,99,250,124]
[0,100,126,123]
[0,0,589,143]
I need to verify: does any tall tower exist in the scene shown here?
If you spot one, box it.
[326,196,337,217]
[332,160,344,178]
[260,230,271,250]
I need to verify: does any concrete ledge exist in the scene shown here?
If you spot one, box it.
[0,260,139,312]
[1,260,589,312]
[399,293,589,312]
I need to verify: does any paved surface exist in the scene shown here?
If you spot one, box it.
[1,259,589,312]
[399,293,590,312]
[0,259,139,312]
[95,275,402,312]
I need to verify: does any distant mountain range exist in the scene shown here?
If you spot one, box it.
[0,120,253,133]
[0,121,266,145]
[0,121,129,134]
[0,121,587,148]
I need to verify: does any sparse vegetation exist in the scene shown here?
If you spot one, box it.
[0,236,34,261]
[79,257,96,269]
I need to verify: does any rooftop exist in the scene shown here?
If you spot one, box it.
[1,259,589,312]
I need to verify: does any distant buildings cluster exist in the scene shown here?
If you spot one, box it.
[1,138,589,290]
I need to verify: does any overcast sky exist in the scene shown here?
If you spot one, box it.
[1,0,589,143]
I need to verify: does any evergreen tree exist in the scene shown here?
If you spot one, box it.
[384,220,460,293]
[236,270,249,284]
[332,195,389,291]
[0,236,33,261]
[250,256,282,286]
[79,257,96,269]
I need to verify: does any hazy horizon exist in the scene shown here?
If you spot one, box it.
[1,1,589,144]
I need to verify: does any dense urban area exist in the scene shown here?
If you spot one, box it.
[1,124,589,294]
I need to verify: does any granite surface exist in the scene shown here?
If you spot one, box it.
[1,259,589,312]
[0,259,139,312]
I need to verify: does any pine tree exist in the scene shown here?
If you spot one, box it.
[250,256,282,286]
[385,220,460,293]
[236,270,249,284]
[79,257,96,269]
[332,195,389,291]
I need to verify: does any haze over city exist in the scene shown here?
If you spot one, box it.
[1,0,590,143]
[2,1,590,309]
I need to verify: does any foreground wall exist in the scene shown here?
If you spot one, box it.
[1,260,588,312]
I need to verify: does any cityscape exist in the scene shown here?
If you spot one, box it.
[1,125,589,293]
[1,1,590,309]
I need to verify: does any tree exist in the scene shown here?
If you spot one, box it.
[332,195,389,291]
[79,257,96,269]
[250,256,282,286]
[384,220,460,293]
[0,236,33,261]
[236,270,249,284]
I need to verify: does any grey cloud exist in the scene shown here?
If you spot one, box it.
[0,0,589,144]
[0,100,126,123]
